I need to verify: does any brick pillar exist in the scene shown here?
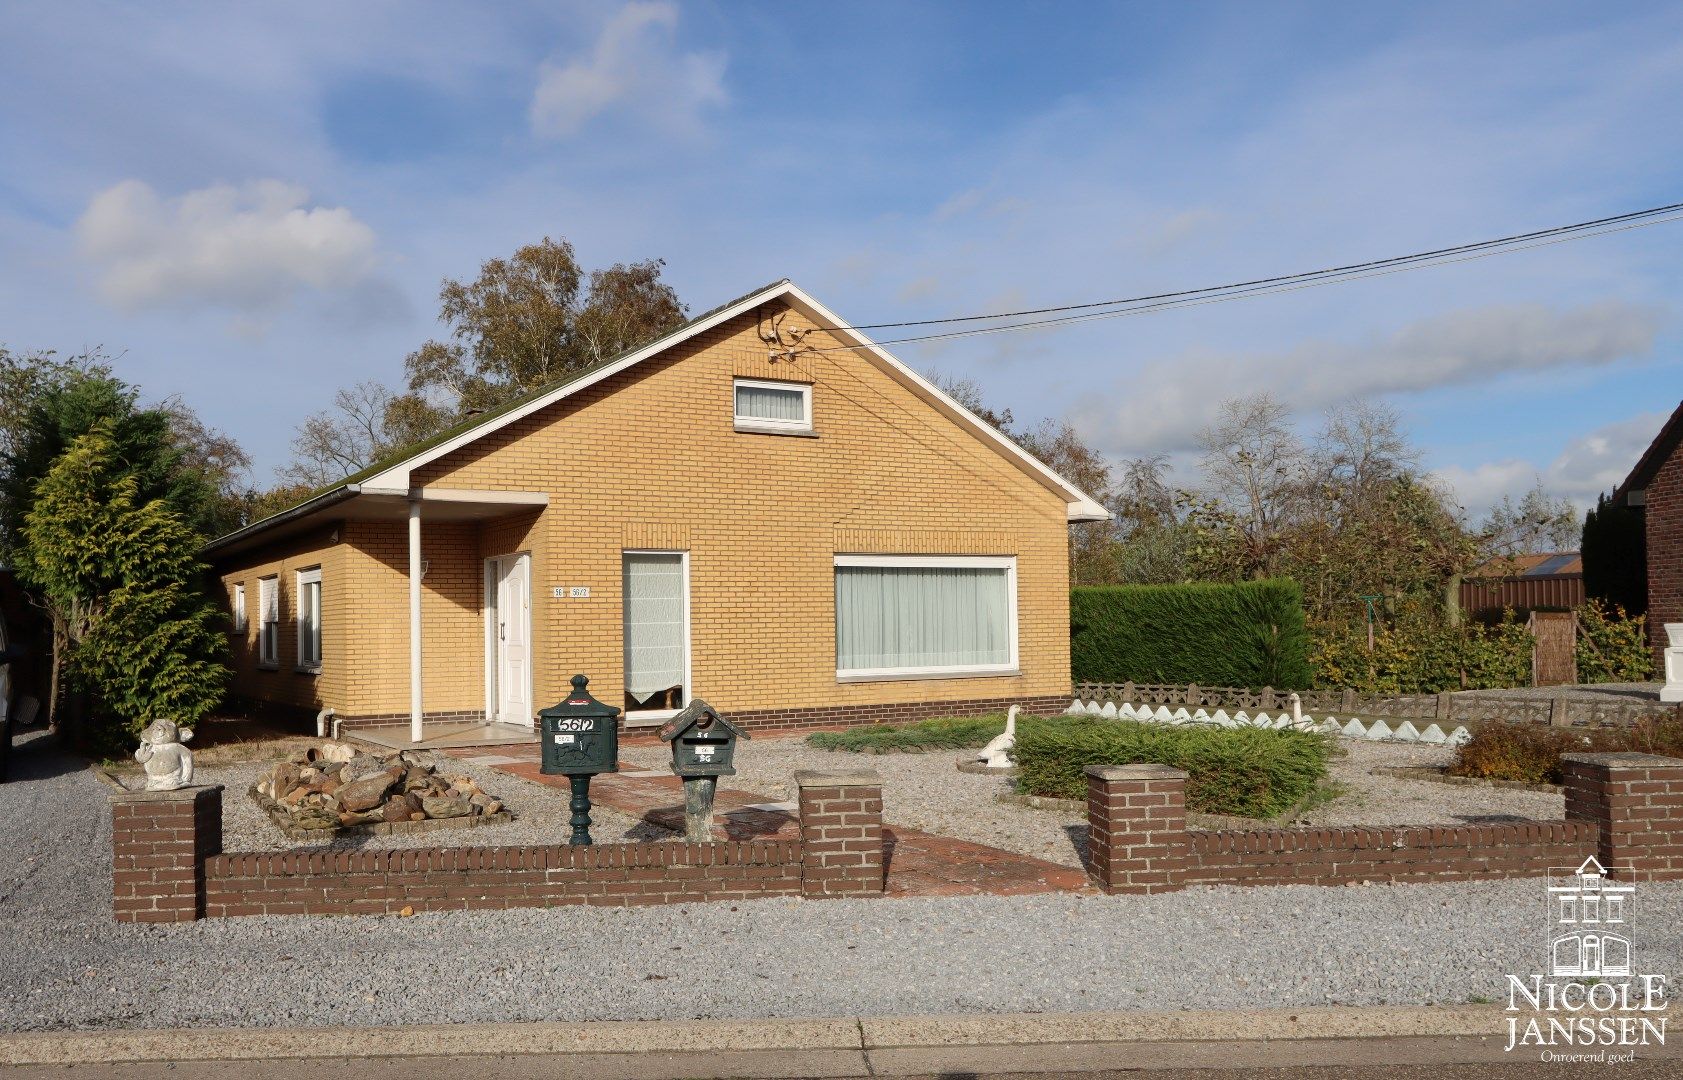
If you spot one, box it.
[794,770,884,898]
[1562,753,1683,882]
[1085,764,1188,894]
[110,785,222,923]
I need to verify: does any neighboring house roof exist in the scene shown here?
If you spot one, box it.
[1468,551,1582,580]
[206,279,1110,555]
[1614,399,1683,507]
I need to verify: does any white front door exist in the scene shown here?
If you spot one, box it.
[490,554,531,726]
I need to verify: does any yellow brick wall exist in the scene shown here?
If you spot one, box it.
[398,300,1074,719]
[214,527,345,711]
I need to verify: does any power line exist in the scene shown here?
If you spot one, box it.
[795,206,1683,354]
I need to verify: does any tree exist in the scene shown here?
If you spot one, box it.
[18,423,228,745]
[282,238,689,485]
[1,364,237,559]
[1581,492,1646,616]
[280,380,447,489]
[1195,393,1307,579]
[407,238,686,412]
[1479,484,1582,558]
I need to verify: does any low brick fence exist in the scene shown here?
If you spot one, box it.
[112,770,883,923]
[1085,752,1683,894]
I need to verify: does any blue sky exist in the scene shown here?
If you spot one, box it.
[2,1,1680,514]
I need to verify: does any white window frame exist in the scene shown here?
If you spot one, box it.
[257,576,279,669]
[231,582,246,634]
[295,567,322,672]
[833,554,1019,682]
[622,549,692,726]
[733,377,813,434]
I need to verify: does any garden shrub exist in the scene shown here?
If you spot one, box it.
[1013,715,1333,819]
[1448,725,1584,786]
[1070,579,1311,689]
[807,714,1009,753]
[1309,601,1533,694]
[1450,716,1683,785]
[1575,599,1654,684]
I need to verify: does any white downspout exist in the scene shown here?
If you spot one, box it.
[408,499,424,744]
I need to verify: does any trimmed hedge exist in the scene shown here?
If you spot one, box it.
[1070,579,1312,689]
[807,714,1007,753]
[1014,715,1333,819]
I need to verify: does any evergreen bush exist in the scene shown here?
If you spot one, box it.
[1012,715,1333,819]
[1069,579,1311,689]
[18,424,228,747]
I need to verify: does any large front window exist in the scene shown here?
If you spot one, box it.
[834,555,1018,680]
[623,551,689,717]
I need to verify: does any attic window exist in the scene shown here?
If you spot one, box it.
[734,378,812,434]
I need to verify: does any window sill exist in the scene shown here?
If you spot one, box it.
[837,667,1021,684]
[257,662,279,671]
[294,666,321,676]
[624,708,680,729]
[734,423,818,438]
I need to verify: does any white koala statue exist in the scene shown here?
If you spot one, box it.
[134,719,195,791]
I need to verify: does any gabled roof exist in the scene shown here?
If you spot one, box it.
[1614,399,1683,506]
[209,279,1109,552]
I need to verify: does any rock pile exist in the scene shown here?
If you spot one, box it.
[253,742,505,831]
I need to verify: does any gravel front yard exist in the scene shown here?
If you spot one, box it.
[620,736,1565,870]
[4,730,1678,1034]
[189,753,675,852]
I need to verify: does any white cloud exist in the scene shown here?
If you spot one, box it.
[76,178,381,316]
[1434,409,1671,514]
[529,2,726,139]
[1075,300,1665,454]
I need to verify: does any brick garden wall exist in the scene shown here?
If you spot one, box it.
[1182,822,1598,887]
[203,841,804,917]
[111,771,883,922]
[1085,752,1683,894]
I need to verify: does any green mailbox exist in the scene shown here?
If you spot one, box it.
[538,674,620,845]
[658,698,747,777]
[539,674,620,777]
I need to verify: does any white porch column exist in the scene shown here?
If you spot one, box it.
[408,499,424,743]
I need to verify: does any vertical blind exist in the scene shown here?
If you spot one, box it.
[835,565,1011,672]
[623,553,687,701]
[298,578,322,666]
[259,577,278,662]
[735,383,806,422]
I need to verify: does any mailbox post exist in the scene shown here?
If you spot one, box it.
[538,674,620,845]
[658,698,747,841]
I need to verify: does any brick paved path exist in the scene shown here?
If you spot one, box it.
[446,744,1089,898]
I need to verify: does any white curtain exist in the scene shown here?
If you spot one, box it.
[736,384,805,421]
[835,565,1010,671]
[624,553,686,698]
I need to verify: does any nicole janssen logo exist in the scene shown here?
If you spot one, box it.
[1506,857,1667,1061]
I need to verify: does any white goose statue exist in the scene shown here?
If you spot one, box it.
[977,705,1019,769]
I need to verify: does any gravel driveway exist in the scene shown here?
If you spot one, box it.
[620,737,1565,870]
[8,729,1676,1035]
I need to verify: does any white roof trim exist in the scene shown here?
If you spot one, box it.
[362,280,1110,522]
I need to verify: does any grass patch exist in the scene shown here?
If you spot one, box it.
[806,713,1008,753]
[1014,715,1334,819]
[1450,716,1683,785]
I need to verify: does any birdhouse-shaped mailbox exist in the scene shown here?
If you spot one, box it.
[538,674,621,776]
[658,698,748,777]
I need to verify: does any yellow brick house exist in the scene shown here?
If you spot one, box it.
[205,280,1107,746]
